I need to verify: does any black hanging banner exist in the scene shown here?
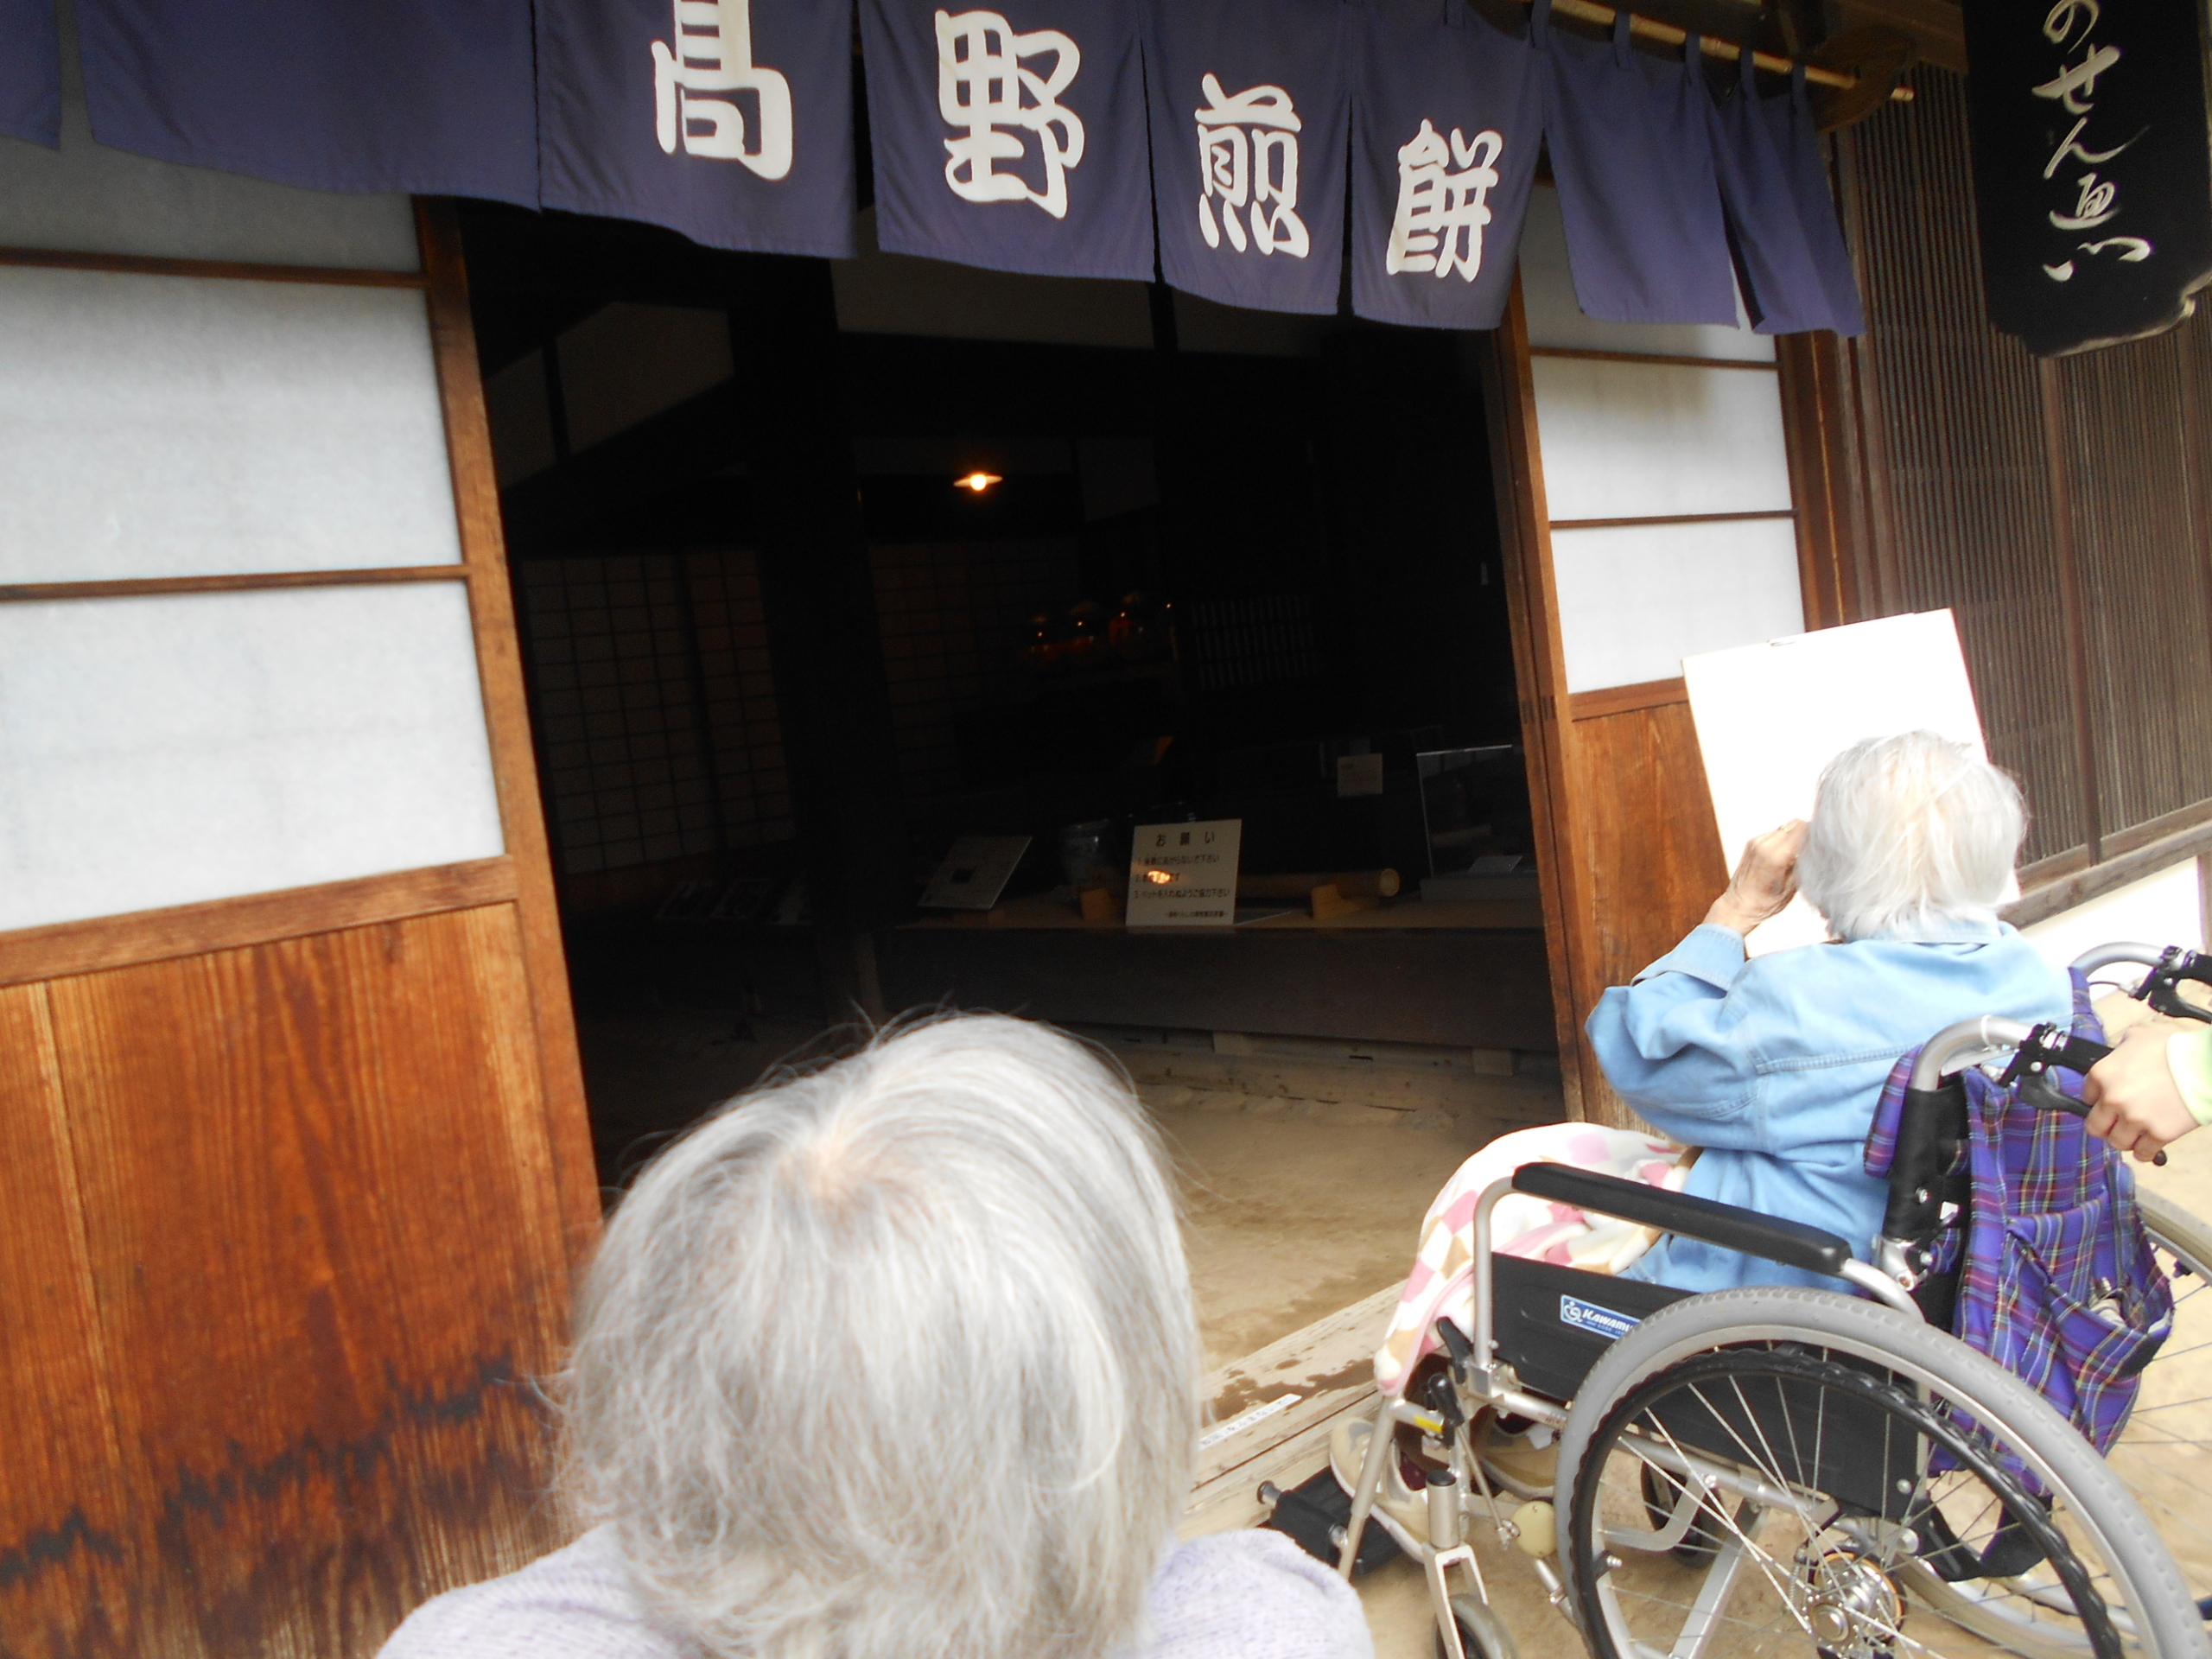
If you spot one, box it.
[1,0,60,145]
[537,0,857,257]
[1349,0,1543,331]
[1961,0,2212,357]
[1143,0,1351,315]
[859,0,1154,281]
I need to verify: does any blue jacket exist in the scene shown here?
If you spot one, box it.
[1588,922,2070,1294]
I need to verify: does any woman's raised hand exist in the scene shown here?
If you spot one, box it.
[1705,819,1809,938]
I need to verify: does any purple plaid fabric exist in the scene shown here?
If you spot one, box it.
[1866,972,2173,1491]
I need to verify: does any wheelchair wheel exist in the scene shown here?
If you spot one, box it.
[1554,1288,2202,1659]
[1435,1594,1517,1659]
[2110,1189,2212,1625]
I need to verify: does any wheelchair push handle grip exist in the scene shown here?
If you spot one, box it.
[1999,1023,2168,1166]
[1508,1162,1856,1279]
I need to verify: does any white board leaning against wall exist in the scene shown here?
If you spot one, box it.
[1683,611,2001,955]
[1519,185,1805,695]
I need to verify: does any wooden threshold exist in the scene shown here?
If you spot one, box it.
[1179,1285,1398,1539]
[1529,346,1779,372]
[1567,677,1690,721]
[0,857,518,988]
[1549,509,1796,532]
[0,565,469,604]
[0,245,430,289]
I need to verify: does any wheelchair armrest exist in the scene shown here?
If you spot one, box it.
[1509,1163,1855,1280]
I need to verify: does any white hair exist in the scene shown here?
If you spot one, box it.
[1796,731,2024,943]
[560,1014,1198,1659]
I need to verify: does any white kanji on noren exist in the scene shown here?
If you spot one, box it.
[651,0,794,179]
[1385,118,1503,283]
[1193,75,1307,257]
[936,9,1085,219]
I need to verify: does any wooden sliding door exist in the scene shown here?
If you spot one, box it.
[1483,188,1819,1123]
[0,86,592,1656]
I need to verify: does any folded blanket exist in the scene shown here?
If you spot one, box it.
[1373,1122,1693,1397]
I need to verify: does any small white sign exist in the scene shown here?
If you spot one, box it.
[1126,819,1243,928]
[919,834,1031,910]
[1683,610,2002,956]
[1336,752,1384,798]
[1197,1392,1301,1452]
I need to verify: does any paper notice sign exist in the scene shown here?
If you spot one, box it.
[918,834,1031,910]
[1126,819,1243,927]
[1683,610,2002,956]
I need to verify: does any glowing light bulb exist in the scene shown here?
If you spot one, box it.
[1144,868,1175,885]
[955,471,1002,493]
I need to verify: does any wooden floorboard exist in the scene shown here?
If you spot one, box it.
[1180,1285,1399,1538]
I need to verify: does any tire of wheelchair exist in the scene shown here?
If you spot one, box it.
[1549,1287,2203,1659]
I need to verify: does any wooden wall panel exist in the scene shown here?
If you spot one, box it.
[1569,701,1731,1001]
[22,905,571,1657]
[0,985,134,1656]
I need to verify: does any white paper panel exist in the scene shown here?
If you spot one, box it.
[0,7,417,270]
[1553,518,1804,693]
[1533,356,1792,521]
[0,268,461,584]
[0,584,505,931]
[1682,611,1995,955]
[1517,184,1773,362]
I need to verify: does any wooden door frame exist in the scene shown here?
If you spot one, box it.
[1477,276,1598,1120]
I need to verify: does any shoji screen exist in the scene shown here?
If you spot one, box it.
[0,51,589,1659]
[1521,186,1803,694]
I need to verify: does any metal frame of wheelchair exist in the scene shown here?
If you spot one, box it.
[1329,942,2212,1659]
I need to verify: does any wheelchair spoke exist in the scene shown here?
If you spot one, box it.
[1572,1341,2142,1659]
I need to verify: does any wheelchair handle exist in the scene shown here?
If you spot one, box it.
[2069,941,2212,1024]
[1911,1018,2164,1165]
[2071,942,2168,975]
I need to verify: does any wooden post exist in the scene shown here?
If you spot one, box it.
[730,258,907,1021]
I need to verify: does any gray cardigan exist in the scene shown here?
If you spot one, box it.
[377,1523,1373,1659]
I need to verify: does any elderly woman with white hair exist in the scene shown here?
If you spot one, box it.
[377,1016,1371,1659]
[1589,728,2070,1292]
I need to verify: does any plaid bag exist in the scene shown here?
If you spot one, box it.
[1866,971,2172,1491]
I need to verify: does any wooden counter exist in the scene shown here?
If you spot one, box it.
[877,893,1556,1051]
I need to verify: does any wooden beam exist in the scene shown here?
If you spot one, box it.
[0,565,466,604]
[0,859,518,988]
[0,245,430,288]
[417,199,602,1250]
[1480,277,1595,1119]
[1529,346,1778,372]
[732,259,911,1020]
[1777,332,1867,632]
[1569,677,1689,721]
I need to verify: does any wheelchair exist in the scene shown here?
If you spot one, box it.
[1329,941,2212,1659]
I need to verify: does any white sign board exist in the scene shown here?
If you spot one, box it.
[1682,610,2000,956]
[1126,819,1243,928]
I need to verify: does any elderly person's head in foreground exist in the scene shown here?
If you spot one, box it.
[1797,730,2024,943]
[561,1014,1198,1659]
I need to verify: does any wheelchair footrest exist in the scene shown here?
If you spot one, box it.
[1262,1468,1402,1576]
